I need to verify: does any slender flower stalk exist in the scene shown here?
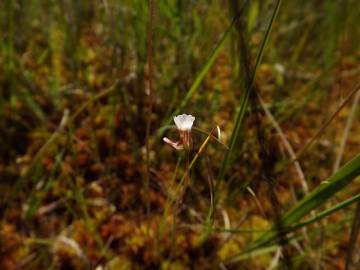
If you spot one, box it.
[162,113,195,258]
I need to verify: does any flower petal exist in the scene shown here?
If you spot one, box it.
[163,137,184,150]
[173,114,195,131]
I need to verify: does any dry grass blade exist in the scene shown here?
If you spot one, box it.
[188,128,216,177]
[292,82,360,164]
[3,109,69,208]
[27,109,69,175]
[333,90,360,172]
[247,187,266,218]
[70,81,119,122]
[206,157,215,223]
[193,127,229,150]
[258,93,309,196]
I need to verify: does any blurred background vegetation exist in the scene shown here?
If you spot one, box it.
[0,0,360,269]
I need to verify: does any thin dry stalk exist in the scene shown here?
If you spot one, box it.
[333,90,360,172]
[258,94,313,257]
[145,0,155,214]
[292,82,360,164]
[257,94,309,196]
[345,202,360,270]
[28,109,69,175]
[246,187,266,217]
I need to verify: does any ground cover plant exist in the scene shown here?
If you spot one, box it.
[0,0,360,269]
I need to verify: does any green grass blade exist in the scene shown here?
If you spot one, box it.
[276,153,360,227]
[227,214,355,263]
[159,18,236,131]
[26,149,65,220]
[258,153,360,245]
[228,153,360,262]
[218,0,282,181]
[216,192,360,236]
[291,192,360,231]
[227,193,360,263]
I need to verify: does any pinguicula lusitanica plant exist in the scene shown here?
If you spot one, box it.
[162,113,225,196]
[161,113,226,245]
[160,113,196,256]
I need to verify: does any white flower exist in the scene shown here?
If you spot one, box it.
[173,114,195,131]
[163,113,195,150]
